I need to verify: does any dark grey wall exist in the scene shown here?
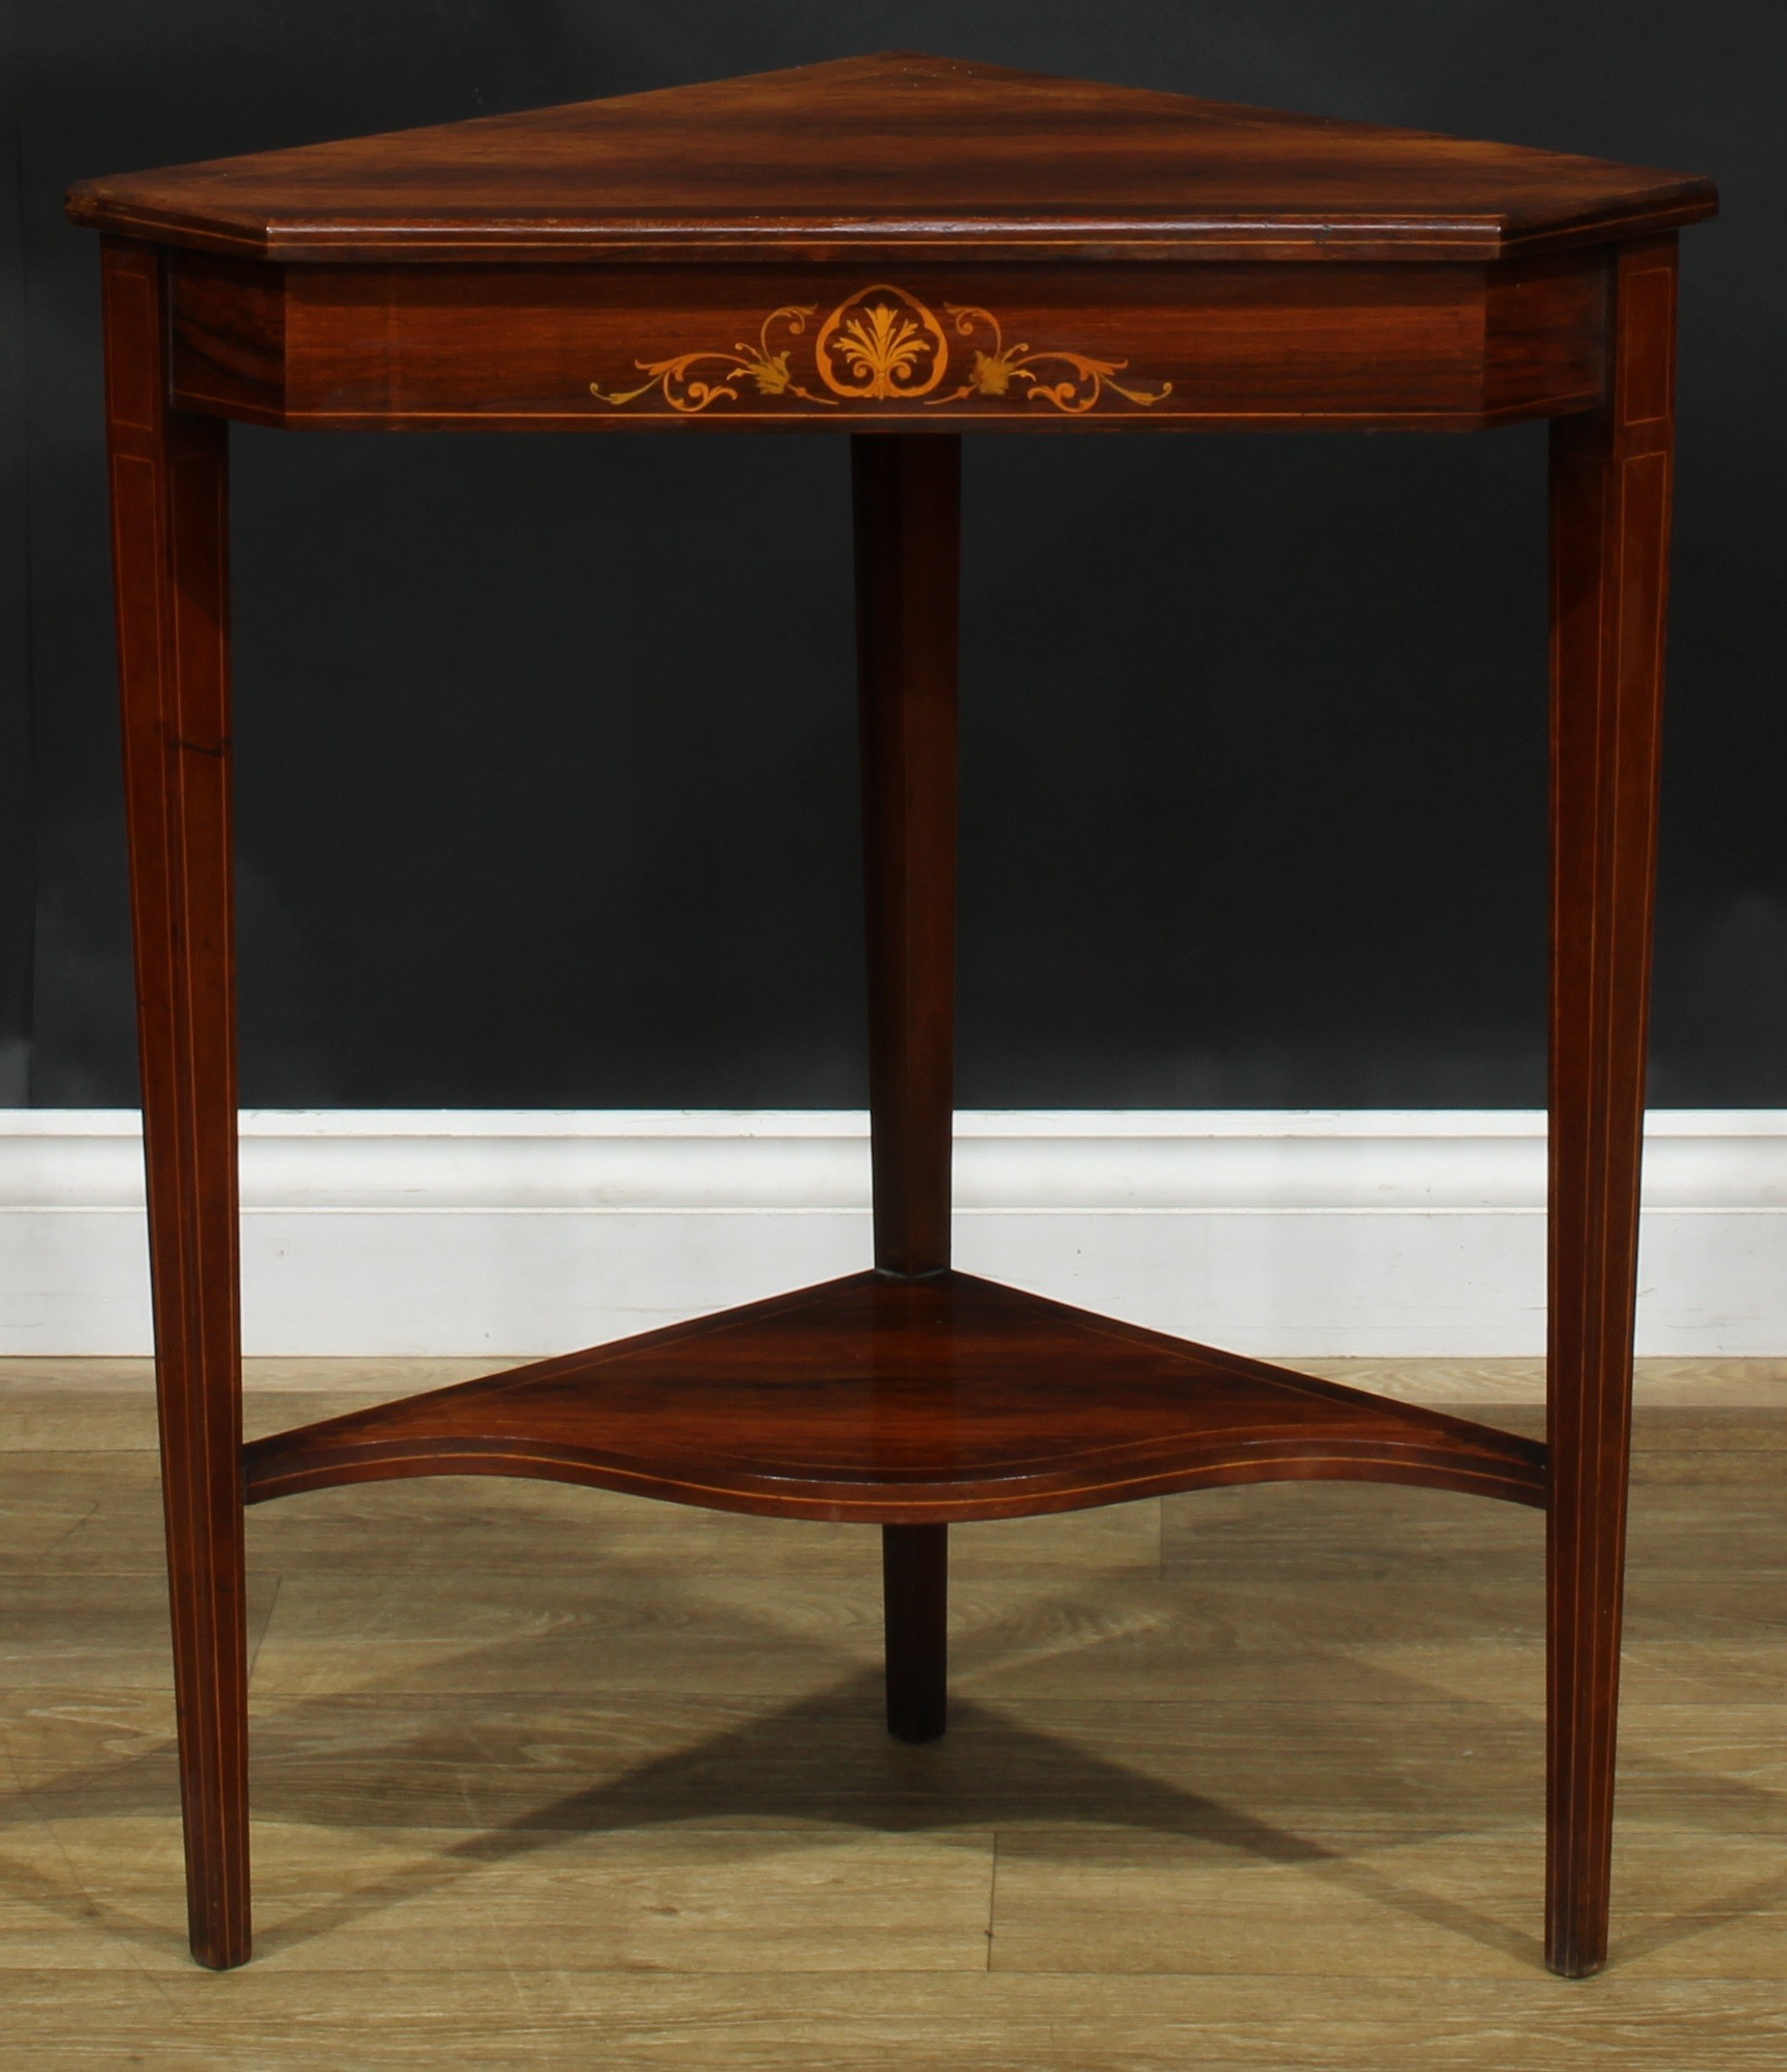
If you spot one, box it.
[7,3,1781,1110]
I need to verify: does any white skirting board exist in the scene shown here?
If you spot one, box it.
[0,1109,1781,1359]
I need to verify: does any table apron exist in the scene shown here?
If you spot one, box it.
[167,253,1609,431]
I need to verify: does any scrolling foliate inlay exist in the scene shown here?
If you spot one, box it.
[928,304,1174,413]
[588,284,1172,416]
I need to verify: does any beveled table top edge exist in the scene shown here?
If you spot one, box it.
[67,189,1719,267]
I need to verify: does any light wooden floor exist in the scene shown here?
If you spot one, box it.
[4,1357,1787,2068]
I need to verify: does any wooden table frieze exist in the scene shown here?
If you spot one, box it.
[166,251,1610,429]
[67,51,1717,1978]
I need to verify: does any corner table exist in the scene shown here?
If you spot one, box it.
[67,52,1718,1974]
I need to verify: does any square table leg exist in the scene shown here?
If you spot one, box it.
[853,434,960,1742]
[101,238,249,1970]
[1546,236,1678,1978]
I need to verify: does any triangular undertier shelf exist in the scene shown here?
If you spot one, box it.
[244,1273,1546,1523]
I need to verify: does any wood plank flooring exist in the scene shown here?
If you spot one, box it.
[3,1357,1785,2067]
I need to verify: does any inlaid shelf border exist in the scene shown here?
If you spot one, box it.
[240,1272,1551,1524]
[590,283,1173,417]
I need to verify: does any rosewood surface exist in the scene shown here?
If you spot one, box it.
[70,50,1715,1980]
[66,52,1713,265]
[100,240,248,1972]
[853,429,960,1732]
[162,250,1608,433]
[1543,237,1679,1978]
[242,1271,1549,1521]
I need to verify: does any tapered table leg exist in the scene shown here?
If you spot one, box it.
[853,434,960,1742]
[1545,238,1678,1979]
[102,239,248,1970]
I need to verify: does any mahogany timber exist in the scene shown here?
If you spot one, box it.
[71,52,1717,1980]
[241,1272,1548,1520]
[66,53,1714,266]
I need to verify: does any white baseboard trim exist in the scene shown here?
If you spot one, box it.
[0,1108,1781,1358]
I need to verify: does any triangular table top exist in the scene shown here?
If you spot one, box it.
[68,51,1715,265]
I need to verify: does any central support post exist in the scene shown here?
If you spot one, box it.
[853,433,960,1744]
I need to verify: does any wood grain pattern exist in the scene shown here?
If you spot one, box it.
[163,253,1608,432]
[65,52,1715,265]
[1544,236,1679,1980]
[5,1969,1783,2070]
[7,1388,1787,2065]
[240,1272,1547,1521]
[100,237,250,1972]
[71,57,1716,1978]
[854,435,959,1280]
[855,431,961,1738]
